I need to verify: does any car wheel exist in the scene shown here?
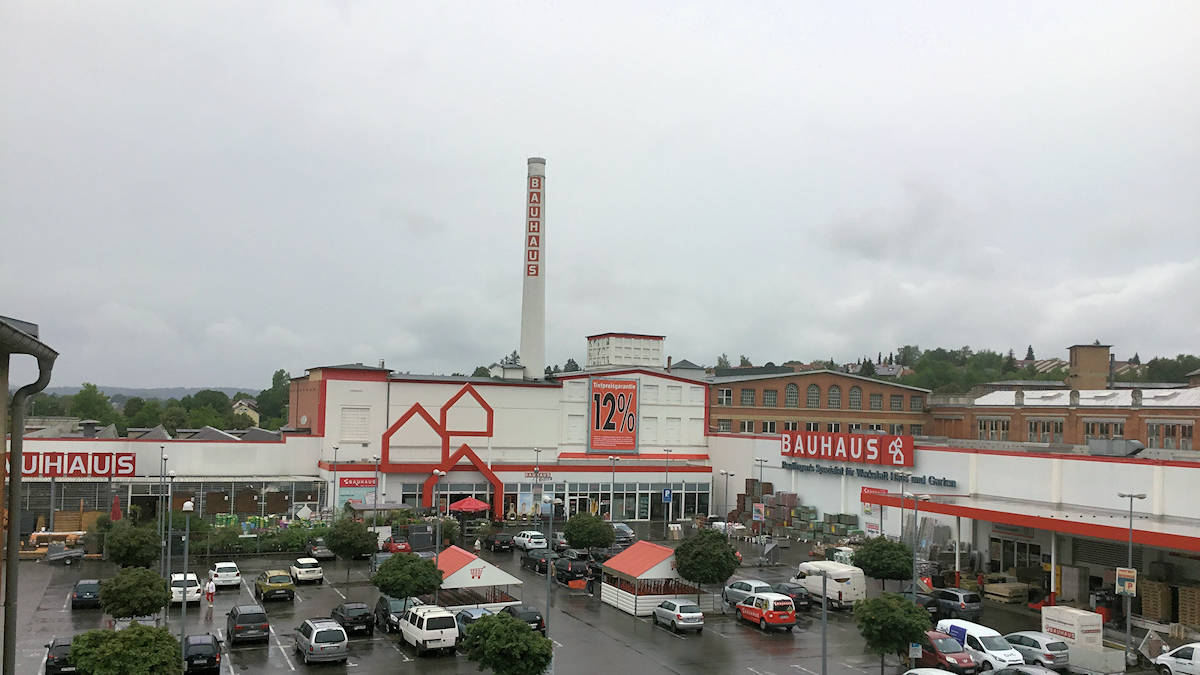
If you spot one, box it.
[697,628,703,634]
[760,618,767,631]
[318,578,324,585]
[671,621,679,633]
[980,663,992,671]
[786,626,794,632]
[651,614,658,626]
[1158,667,1172,675]
[735,609,743,623]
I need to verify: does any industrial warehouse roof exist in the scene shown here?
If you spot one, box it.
[709,369,931,392]
[974,388,1200,408]
[602,541,676,579]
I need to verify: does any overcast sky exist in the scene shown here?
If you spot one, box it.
[3,2,1198,389]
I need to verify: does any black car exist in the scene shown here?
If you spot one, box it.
[332,602,374,636]
[520,548,559,574]
[501,605,546,635]
[612,523,636,547]
[563,548,611,576]
[71,578,101,609]
[912,592,940,621]
[552,557,590,583]
[182,633,222,673]
[483,532,514,552]
[770,582,812,610]
[226,604,270,644]
[375,595,422,633]
[43,637,75,675]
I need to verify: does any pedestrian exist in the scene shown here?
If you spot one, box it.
[976,572,986,592]
[205,578,216,606]
[474,538,482,553]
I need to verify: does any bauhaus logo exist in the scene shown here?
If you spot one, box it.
[5,451,136,477]
[780,431,914,467]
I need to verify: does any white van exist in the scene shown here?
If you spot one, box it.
[398,605,459,657]
[936,619,1025,670]
[792,560,866,609]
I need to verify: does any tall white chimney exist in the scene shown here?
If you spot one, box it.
[520,157,546,379]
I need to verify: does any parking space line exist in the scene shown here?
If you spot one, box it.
[268,625,296,671]
[330,585,346,600]
[61,591,72,611]
[389,641,414,662]
[651,624,686,640]
[791,666,819,675]
[841,662,870,674]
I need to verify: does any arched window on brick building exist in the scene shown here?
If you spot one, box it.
[806,384,821,408]
[828,385,842,409]
[785,383,800,407]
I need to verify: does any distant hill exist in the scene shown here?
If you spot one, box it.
[43,385,255,400]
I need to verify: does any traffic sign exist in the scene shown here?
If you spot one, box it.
[662,488,672,503]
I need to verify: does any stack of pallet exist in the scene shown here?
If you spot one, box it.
[1177,586,1200,628]
[1141,580,1173,623]
[983,582,1030,604]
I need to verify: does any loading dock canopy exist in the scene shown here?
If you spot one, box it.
[861,492,1200,554]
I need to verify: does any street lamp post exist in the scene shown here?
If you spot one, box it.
[165,471,176,592]
[1118,492,1146,666]
[332,445,339,517]
[663,449,673,540]
[608,456,620,521]
[753,457,767,543]
[179,499,194,661]
[543,495,562,675]
[158,450,168,577]
[720,470,734,541]
[433,469,447,603]
[372,456,381,531]
[912,495,929,601]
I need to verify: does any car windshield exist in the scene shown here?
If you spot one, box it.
[49,644,71,658]
[314,629,344,643]
[268,575,291,584]
[961,593,981,603]
[239,612,267,624]
[77,582,99,592]
[343,605,369,617]
[934,637,964,653]
[186,640,217,656]
[296,561,319,569]
[426,616,456,630]
[1046,642,1068,651]
[312,539,326,546]
[678,604,702,614]
[980,636,1012,651]
[387,598,409,611]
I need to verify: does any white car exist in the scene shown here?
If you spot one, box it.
[1155,642,1199,675]
[652,599,704,633]
[290,557,324,584]
[170,573,201,604]
[513,531,547,551]
[398,605,459,657]
[208,561,241,588]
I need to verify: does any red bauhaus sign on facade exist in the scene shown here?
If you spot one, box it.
[339,477,377,488]
[780,431,914,467]
[6,452,137,478]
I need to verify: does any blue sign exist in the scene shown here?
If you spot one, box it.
[662,488,672,503]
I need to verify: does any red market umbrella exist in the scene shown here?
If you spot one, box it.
[447,496,490,513]
[110,495,122,522]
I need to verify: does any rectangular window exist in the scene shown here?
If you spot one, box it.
[717,419,732,433]
[910,395,924,411]
[566,414,585,442]
[848,423,862,432]
[761,421,777,433]
[890,395,903,411]
[910,424,923,436]
[827,423,841,433]
[1183,424,1193,450]
[717,388,732,406]
[641,384,659,403]
[889,424,904,434]
[805,422,820,432]
[868,423,884,432]
[339,406,370,442]
[641,416,658,442]
[739,420,754,433]
[783,421,798,431]
[869,393,883,410]
[665,417,681,443]
[763,390,778,407]
[740,389,756,406]
[665,386,682,404]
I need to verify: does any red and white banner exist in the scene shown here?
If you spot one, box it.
[781,431,914,467]
[339,477,377,488]
[526,174,543,277]
[6,451,136,477]
[588,378,639,452]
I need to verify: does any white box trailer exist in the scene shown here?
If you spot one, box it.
[1041,605,1103,648]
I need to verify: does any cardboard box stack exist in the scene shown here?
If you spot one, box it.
[1179,585,1200,628]
[1141,580,1173,623]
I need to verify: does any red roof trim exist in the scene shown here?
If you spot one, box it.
[603,540,675,577]
[586,333,665,340]
[318,461,711,474]
[556,452,710,460]
[321,370,390,382]
[436,545,477,577]
[388,377,561,389]
[917,444,1200,469]
[556,369,706,386]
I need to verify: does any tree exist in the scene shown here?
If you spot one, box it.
[472,366,491,378]
[852,537,913,591]
[160,405,188,434]
[371,550,443,600]
[462,612,552,675]
[232,391,255,402]
[186,404,225,429]
[878,352,882,364]
[1025,345,1035,361]
[30,392,70,416]
[123,397,146,420]
[1130,352,1140,365]
[257,368,291,429]
[738,355,752,367]
[674,528,740,603]
[716,354,731,369]
[71,383,117,424]
[100,567,171,619]
[860,360,877,377]
[854,592,932,675]
[230,412,255,429]
[128,400,163,428]
[563,358,580,372]
[1003,349,1018,373]
[71,623,182,675]
[326,517,377,584]
[106,520,160,568]
[562,513,614,550]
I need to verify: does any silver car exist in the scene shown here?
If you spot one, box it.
[1004,632,1070,670]
[652,600,704,633]
[722,579,772,607]
[294,618,348,665]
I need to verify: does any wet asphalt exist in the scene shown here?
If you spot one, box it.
[12,540,1047,674]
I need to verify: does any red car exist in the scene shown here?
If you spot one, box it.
[735,592,796,632]
[917,630,978,674]
[380,537,412,553]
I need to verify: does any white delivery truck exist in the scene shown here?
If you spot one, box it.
[793,560,866,609]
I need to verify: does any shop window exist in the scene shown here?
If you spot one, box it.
[717,388,732,406]
[805,422,820,432]
[785,384,800,408]
[761,421,776,433]
[739,420,754,433]
[827,385,842,409]
[869,393,883,410]
[849,386,862,410]
[978,418,1009,440]
[890,395,903,411]
[910,395,924,411]
[763,390,778,407]
[717,419,732,433]
[740,389,756,406]
[807,385,821,408]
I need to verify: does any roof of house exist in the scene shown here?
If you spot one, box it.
[388,373,560,387]
[602,540,675,578]
[586,332,665,340]
[186,426,241,441]
[436,545,478,578]
[974,388,1200,408]
[308,362,392,372]
[1188,367,1200,377]
[710,369,932,393]
[670,359,704,370]
[712,366,795,378]
[134,425,173,440]
[238,427,282,441]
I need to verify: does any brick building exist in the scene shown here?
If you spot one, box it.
[707,370,931,436]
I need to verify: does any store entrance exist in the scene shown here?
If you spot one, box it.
[568,496,591,518]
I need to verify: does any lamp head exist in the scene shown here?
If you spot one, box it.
[168,470,176,478]
[181,500,194,513]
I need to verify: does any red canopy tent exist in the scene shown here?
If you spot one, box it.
[109,495,122,521]
[448,497,490,513]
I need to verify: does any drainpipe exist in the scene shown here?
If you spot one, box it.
[4,353,57,675]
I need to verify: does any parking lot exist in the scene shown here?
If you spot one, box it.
[15,541,1047,674]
